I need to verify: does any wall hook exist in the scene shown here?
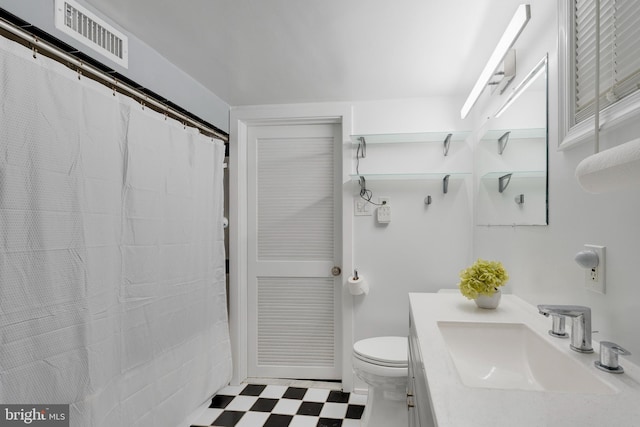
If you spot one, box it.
[443,174,450,194]
[424,195,432,205]
[443,133,452,156]
[498,173,512,193]
[498,131,511,154]
[514,194,524,204]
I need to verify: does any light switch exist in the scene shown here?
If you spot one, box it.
[354,198,371,216]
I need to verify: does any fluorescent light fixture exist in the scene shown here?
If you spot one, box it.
[490,49,517,94]
[460,4,531,119]
[495,55,546,118]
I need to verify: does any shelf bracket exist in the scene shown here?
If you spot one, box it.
[443,133,452,156]
[498,173,513,193]
[443,174,450,194]
[498,131,510,155]
[358,136,367,158]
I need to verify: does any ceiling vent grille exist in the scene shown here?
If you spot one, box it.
[54,0,128,68]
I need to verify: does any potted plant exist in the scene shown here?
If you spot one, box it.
[458,259,509,309]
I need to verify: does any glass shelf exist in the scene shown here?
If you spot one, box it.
[481,170,546,180]
[349,131,470,145]
[350,172,470,181]
[481,128,546,141]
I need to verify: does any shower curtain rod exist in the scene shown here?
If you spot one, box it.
[0,16,229,142]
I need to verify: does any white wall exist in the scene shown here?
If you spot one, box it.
[349,97,473,340]
[473,1,640,366]
[0,0,230,132]
[349,0,640,381]
[16,0,636,378]
[228,99,473,391]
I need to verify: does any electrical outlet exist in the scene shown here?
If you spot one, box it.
[584,244,606,294]
[377,204,391,223]
[354,197,372,216]
[377,197,391,223]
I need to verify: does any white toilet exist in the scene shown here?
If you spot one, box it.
[352,336,408,427]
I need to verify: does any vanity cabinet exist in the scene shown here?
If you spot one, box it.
[408,309,436,427]
[407,341,419,427]
[408,292,640,426]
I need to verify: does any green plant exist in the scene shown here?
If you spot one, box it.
[458,259,509,300]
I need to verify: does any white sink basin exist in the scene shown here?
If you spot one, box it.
[438,321,615,394]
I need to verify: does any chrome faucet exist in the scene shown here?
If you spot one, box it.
[595,341,632,373]
[537,305,593,353]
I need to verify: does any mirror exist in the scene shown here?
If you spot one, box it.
[475,55,548,226]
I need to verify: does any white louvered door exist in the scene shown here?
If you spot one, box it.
[247,123,341,380]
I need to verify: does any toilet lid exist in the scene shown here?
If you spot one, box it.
[353,336,408,367]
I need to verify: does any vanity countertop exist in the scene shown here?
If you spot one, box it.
[409,292,640,427]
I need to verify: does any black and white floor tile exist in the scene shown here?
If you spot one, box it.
[190,383,366,427]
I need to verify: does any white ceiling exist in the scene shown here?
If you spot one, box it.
[84,0,527,107]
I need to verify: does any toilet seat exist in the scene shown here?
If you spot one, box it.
[352,336,409,427]
[353,336,407,368]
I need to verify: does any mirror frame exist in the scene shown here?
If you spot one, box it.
[475,54,549,226]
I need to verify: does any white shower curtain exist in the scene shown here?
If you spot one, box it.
[0,35,231,427]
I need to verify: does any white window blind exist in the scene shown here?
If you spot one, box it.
[575,0,640,123]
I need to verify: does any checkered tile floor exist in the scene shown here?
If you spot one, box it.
[190,383,366,427]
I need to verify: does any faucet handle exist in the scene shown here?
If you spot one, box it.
[548,314,569,338]
[595,341,632,374]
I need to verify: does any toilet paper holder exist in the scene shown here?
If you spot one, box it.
[347,269,369,296]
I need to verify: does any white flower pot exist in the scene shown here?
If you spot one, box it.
[474,288,501,309]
